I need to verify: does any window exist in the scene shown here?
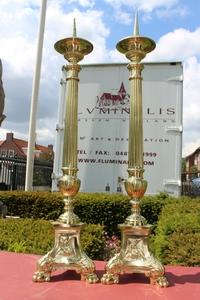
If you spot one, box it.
[8,150,15,157]
[1,150,7,157]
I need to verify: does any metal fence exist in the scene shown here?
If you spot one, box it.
[1,156,199,196]
[181,181,192,196]
[181,172,200,197]
[0,156,53,191]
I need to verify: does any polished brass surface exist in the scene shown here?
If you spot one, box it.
[102,12,168,287]
[119,11,155,226]
[58,167,81,225]
[101,225,168,287]
[33,223,98,283]
[54,38,93,64]
[116,36,155,62]
[33,19,98,283]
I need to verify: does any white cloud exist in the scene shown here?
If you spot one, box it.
[36,119,56,145]
[0,1,39,77]
[156,5,188,19]
[0,0,200,160]
[0,37,36,77]
[0,126,28,143]
[0,0,111,146]
[105,0,178,11]
[104,0,185,24]
[183,139,200,158]
[108,49,128,62]
[115,9,132,25]
[182,57,200,156]
[143,27,200,157]
[43,4,110,67]
[68,0,95,8]
[147,27,200,62]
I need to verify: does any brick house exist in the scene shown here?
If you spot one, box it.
[185,147,200,173]
[182,147,200,185]
[0,132,53,159]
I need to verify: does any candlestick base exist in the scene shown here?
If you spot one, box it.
[101,224,168,287]
[33,222,98,283]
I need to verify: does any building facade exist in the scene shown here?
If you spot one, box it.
[0,133,53,190]
[0,132,53,159]
[185,147,200,173]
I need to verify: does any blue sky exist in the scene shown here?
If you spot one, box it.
[0,0,200,156]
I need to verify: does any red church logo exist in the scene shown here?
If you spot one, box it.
[96,82,130,108]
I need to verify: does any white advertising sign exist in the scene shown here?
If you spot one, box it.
[77,62,183,196]
[53,62,183,196]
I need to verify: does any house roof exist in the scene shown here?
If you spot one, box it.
[0,131,53,161]
[35,144,50,152]
[185,147,200,160]
[0,136,50,156]
[13,138,50,153]
[14,138,28,150]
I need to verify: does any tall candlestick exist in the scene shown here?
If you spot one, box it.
[102,12,168,287]
[33,19,98,284]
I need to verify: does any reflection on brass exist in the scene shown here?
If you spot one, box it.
[33,19,98,283]
[101,12,168,287]
[32,223,98,283]
[102,225,168,286]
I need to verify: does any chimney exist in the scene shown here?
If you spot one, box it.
[6,132,14,141]
[48,144,53,153]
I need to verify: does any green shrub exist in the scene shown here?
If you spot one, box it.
[0,218,54,254]
[140,194,169,225]
[0,191,172,236]
[0,218,105,259]
[2,192,200,265]
[74,192,170,235]
[81,224,105,260]
[153,199,200,266]
[74,193,130,236]
[0,191,64,220]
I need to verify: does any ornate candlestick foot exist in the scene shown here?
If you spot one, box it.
[101,225,168,287]
[33,169,98,283]
[101,272,120,284]
[33,223,98,283]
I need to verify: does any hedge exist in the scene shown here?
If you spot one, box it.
[0,218,105,259]
[0,191,171,236]
[74,193,130,236]
[74,192,170,235]
[0,191,172,236]
[1,193,200,265]
[153,199,200,266]
[0,191,64,220]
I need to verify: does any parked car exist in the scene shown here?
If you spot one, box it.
[191,177,200,196]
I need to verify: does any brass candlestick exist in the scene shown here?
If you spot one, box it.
[101,13,168,287]
[33,19,98,283]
